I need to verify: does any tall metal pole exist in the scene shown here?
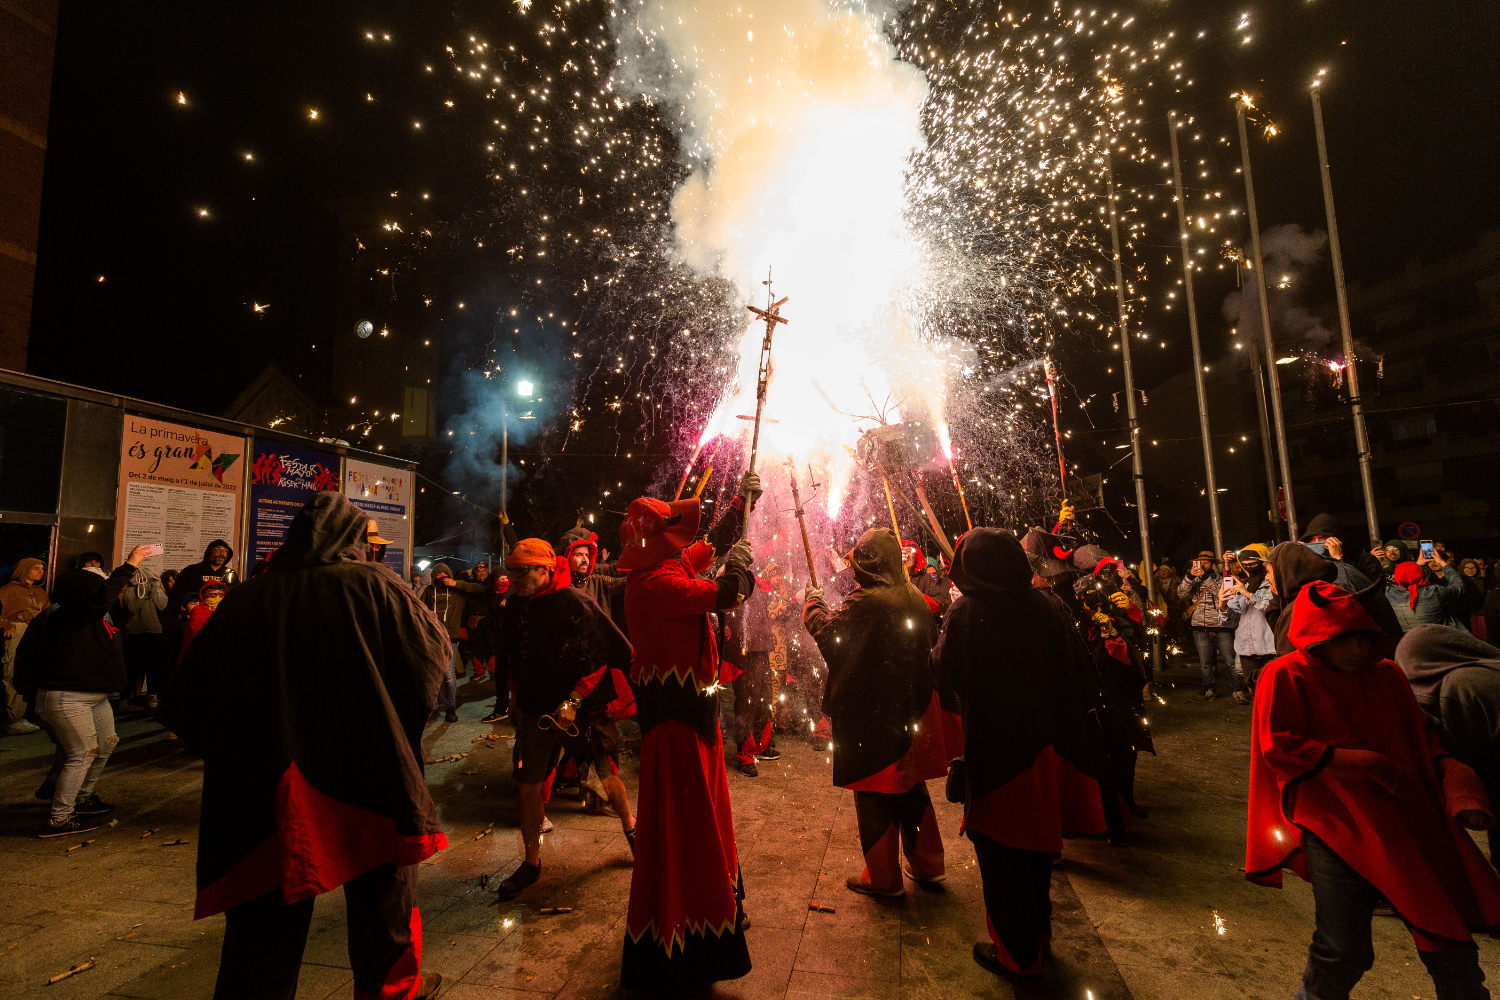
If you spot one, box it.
[1235,98,1299,540]
[1168,116,1224,560]
[1312,85,1380,549]
[1245,309,1283,542]
[1103,147,1159,673]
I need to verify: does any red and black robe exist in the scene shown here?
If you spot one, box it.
[621,505,755,990]
[932,528,1108,849]
[161,491,452,921]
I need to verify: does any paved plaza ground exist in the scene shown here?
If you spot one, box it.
[2,657,1497,999]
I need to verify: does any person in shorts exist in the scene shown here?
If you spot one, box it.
[484,538,634,901]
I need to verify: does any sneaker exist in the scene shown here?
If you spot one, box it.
[493,861,541,900]
[34,781,54,802]
[481,709,505,723]
[6,719,40,735]
[972,942,1043,985]
[39,815,100,839]
[738,761,759,778]
[902,865,947,883]
[845,875,904,898]
[540,816,554,834]
[73,793,115,816]
[1191,689,1217,702]
[625,827,636,856]
[811,738,830,752]
[444,710,458,723]
[1231,690,1250,705]
[756,747,781,761]
[415,973,443,999]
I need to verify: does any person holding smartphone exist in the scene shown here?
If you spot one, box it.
[1388,547,1471,631]
[1177,551,1246,703]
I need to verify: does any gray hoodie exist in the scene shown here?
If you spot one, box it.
[1396,624,1500,790]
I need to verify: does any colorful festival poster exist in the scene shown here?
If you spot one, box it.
[344,459,413,577]
[249,440,341,564]
[116,417,247,576]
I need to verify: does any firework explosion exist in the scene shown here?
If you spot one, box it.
[358,0,1275,555]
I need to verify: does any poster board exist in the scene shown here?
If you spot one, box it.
[115,416,247,576]
[344,459,413,577]
[249,440,341,564]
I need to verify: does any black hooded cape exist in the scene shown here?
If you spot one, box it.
[932,529,1106,832]
[804,528,942,789]
[161,491,452,919]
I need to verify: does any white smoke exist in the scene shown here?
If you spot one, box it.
[610,0,955,513]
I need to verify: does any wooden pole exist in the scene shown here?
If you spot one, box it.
[913,481,956,562]
[787,458,818,588]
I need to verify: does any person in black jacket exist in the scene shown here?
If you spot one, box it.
[166,538,236,617]
[160,492,450,1000]
[18,544,149,837]
[484,537,635,901]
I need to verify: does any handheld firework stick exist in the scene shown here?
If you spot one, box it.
[946,455,973,532]
[673,446,704,502]
[741,271,789,540]
[786,457,819,588]
[1043,356,1067,493]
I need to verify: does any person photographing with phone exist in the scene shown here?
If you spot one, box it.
[1177,551,1247,703]
[1386,544,1471,631]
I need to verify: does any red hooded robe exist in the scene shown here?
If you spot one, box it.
[1246,581,1500,945]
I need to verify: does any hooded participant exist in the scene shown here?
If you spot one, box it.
[167,538,236,616]
[1246,582,1500,997]
[1268,541,1404,657]
[933,528,1108,985]
[1396,625,1500,867]
[804,528,961,897]
[161,491,451,1000]
[1301,512,1385,586]
[620,476,758,991]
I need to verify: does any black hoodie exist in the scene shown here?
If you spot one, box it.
[168,537,237,615]
[1300,513,1386,588]
[14,563,134,695]
[160,491,452,919]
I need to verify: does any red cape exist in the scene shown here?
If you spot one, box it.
[1246,583,1500,943]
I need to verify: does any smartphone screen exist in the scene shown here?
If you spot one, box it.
[1420,539,1435,560]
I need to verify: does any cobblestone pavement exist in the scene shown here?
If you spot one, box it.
[1,661,1496,999]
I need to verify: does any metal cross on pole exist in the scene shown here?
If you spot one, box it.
[742,270,789,540]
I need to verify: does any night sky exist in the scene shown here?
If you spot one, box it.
[27,0,1500,550]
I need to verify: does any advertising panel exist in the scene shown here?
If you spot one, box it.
[249,440,341,564]
[344,459,413,577]
[115,416,246,576]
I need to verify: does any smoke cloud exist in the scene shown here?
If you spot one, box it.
[1223,222,1334,350]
